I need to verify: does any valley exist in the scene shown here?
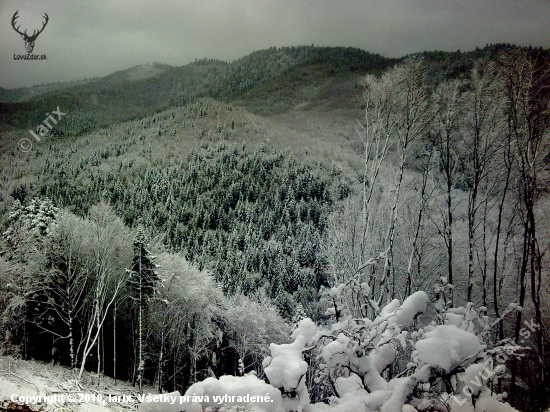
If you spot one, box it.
[0,44,549,411]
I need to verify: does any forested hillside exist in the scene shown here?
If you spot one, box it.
[0,46,392,134]
[0,45,549,411]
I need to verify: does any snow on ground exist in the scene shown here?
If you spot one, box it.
[0,356,283,412]
[0,356,151,411]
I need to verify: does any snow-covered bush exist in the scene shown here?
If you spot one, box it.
[263,317,317,411]
[224,291,290,374]
[138,376,286,412]
[299,279,520,411]
[177,279,521,412]
[184,374,285,412]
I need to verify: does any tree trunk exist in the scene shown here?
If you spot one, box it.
[113,302,117,384]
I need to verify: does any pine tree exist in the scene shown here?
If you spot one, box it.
[291,303,307,330]
[3,197,58,257]
[127,227,160,390]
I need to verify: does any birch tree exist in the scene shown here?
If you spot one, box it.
[78,202,132,381]
[379,57,431,300]
[150,252,223,390]
[431,79,464,302]
[460,59,506,304]
[223,291,289,374]
[359,57,431,304]
[43,211,92,369]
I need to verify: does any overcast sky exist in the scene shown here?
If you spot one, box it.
[1,0,549,89]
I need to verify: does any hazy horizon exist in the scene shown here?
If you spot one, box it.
[1,0,549,89]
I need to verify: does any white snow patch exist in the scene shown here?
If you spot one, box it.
[335,374,366,397]
[264,318,317,411]
[415,325,484,372]
[377,291,429,328]
[183,375,284,412]
[475,389,519,411]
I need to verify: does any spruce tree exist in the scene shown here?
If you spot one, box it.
[3,197,58,256]
[127,227,160,390]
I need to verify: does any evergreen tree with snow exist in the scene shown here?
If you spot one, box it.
[127,227,160,390]
[291,302,307,330]
[3,197,58,258]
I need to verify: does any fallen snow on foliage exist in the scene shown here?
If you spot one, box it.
[334,374,366,397]
[414,325,484,372]
[377,291,429,328]
[263,318,317,411]
[183,375,284,412]
[475,389,518,412]
[307,393,372,412]
[75,404,114,412]
[264,318,317,391]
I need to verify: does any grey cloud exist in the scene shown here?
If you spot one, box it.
[0,0,549,88]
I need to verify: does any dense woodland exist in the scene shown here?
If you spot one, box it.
[0,44,549,411]
[0,46,392,133]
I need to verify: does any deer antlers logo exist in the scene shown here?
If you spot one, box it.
[11,11,49,54]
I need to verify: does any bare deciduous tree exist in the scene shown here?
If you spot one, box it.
[44,211,92,369]
[430,79,464,303]
[78,202,132,381]
[503,49,550,407]
[461,59,506,304]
